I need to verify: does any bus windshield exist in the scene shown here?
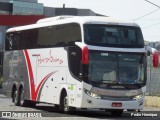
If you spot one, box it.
[88,51,146,85]
[84,24,144,48]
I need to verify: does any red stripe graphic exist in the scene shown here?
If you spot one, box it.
[35,71,56,100]
[24,50,57,101]
[24,50,36,100]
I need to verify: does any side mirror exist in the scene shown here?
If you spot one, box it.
[153,50,159,68]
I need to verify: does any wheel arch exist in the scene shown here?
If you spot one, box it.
[59,87,68,104]
[60,88,67,99]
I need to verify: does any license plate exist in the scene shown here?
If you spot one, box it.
[112,102,122,107]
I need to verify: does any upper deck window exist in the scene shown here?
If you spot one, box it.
[84,24,144,48]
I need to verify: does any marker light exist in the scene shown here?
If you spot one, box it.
[82,46,89,64]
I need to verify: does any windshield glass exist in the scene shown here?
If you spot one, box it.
[84,24,144,48]
[88,51,146,85]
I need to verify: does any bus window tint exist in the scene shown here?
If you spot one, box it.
[5,23,81,51]
[88,51,117,83]
[22,29,38,49]
[38,23,81,47]
[88,51,146,85]
[56,23,81,45]
[84,24,144,48]
[38,26,56,47]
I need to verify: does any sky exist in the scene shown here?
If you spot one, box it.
[38,0,160,42]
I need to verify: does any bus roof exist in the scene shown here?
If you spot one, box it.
[6,16,139,33]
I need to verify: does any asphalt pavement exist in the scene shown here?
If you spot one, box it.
[0,89,160,120]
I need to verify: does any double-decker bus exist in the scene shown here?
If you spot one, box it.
[3,16,159,116]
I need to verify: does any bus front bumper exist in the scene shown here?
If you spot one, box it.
[80,92,145,110]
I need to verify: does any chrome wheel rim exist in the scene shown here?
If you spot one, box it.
[64,96,69,111]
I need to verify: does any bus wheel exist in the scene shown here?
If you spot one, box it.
[61,93,69,113]
[13,90,19,106]
[19,88,36,107]
[19,88,25,106]
[110,110,123,117]
[60,92,75,113]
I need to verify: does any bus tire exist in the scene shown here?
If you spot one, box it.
[19,88,25,106]
[13,90,19,106]
[110,110,123,117]
[60,92,75,113]
[12,85,16,102]
[19,88,36,107]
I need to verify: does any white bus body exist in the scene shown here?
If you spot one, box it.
[3,16,158,116]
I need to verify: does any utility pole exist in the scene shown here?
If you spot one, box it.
[63,4,65,15]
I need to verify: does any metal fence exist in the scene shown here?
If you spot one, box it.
[146,56,160,96]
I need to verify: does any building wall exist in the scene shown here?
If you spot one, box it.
[0,0,38,3]
[0,0,99,52]
[77,9,96,16]
[55,8,77,16]
[13,0,38,3]
[0,2,12,14]
[0,26,7,50]
[43,7,55,17]
[12,1,43,15]
[0,14,44,26]
[44,7,97,17]
[0,0,43,52]
[0,0,10,3]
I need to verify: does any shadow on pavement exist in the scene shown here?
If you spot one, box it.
[33,105,139,119]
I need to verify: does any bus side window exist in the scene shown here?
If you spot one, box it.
[38,26,56,48]
[55,23,81,46]
[22,29,38,49]
[37,23,81,48]
[68,46,82,79]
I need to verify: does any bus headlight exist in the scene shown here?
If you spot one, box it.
[133,93,144,100]
[84,89,101,99]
